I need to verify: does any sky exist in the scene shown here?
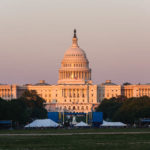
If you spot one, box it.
[0,0,150,85]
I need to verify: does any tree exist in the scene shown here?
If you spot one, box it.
[8,99,30,125]
[0,90,47,127]
[113,96,150,124]
[96,97,125,121]
[96,96,150,124]
[20,90,47,120]
[0,98,9,120]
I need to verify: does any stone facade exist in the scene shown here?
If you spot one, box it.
[27,83,99,113]
[99,80,122,100]
[122,84,150,98]
[0,84,26,100]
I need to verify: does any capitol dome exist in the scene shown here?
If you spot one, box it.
[58,30,92,85]
[64,47,85,56]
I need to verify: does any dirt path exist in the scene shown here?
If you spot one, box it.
[0,132,150,136]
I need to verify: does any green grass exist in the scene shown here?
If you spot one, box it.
[0,133,150,150]
[0,128,150,149]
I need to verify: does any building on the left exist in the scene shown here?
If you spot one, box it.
[0,84,26,100]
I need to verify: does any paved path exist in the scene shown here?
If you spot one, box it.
[0,132,150,136]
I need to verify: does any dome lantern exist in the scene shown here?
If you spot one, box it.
[72,29,79,48]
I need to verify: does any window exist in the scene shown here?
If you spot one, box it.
[73,106,75,110]
[73,93,75,97]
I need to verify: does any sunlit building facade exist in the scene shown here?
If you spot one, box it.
[99,80,121,100]
[0,84,26,100]
[122,84,150,98]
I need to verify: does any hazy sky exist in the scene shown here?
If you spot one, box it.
[0,0,150,85]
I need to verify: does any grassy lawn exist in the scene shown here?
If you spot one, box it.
[0,133,150,150]
[0,128,150,150]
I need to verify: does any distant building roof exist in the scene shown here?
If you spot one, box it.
[34,83,50,86]
[0,83,7,85]
[102,80,117,85]
[34,80,50,86]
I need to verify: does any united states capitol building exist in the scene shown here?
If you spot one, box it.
[28,30,100,113]
[0,30,150,113]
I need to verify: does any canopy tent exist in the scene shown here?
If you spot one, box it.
[101,120,127,127]
[74,121,89,127]
[25,119,59,128]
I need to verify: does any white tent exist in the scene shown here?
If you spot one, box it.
[74,121,89,127]
[101,120,127,127]
[25,119,59,128]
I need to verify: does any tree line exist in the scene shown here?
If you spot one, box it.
[96,96,150,124]
[0,90,47,127]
